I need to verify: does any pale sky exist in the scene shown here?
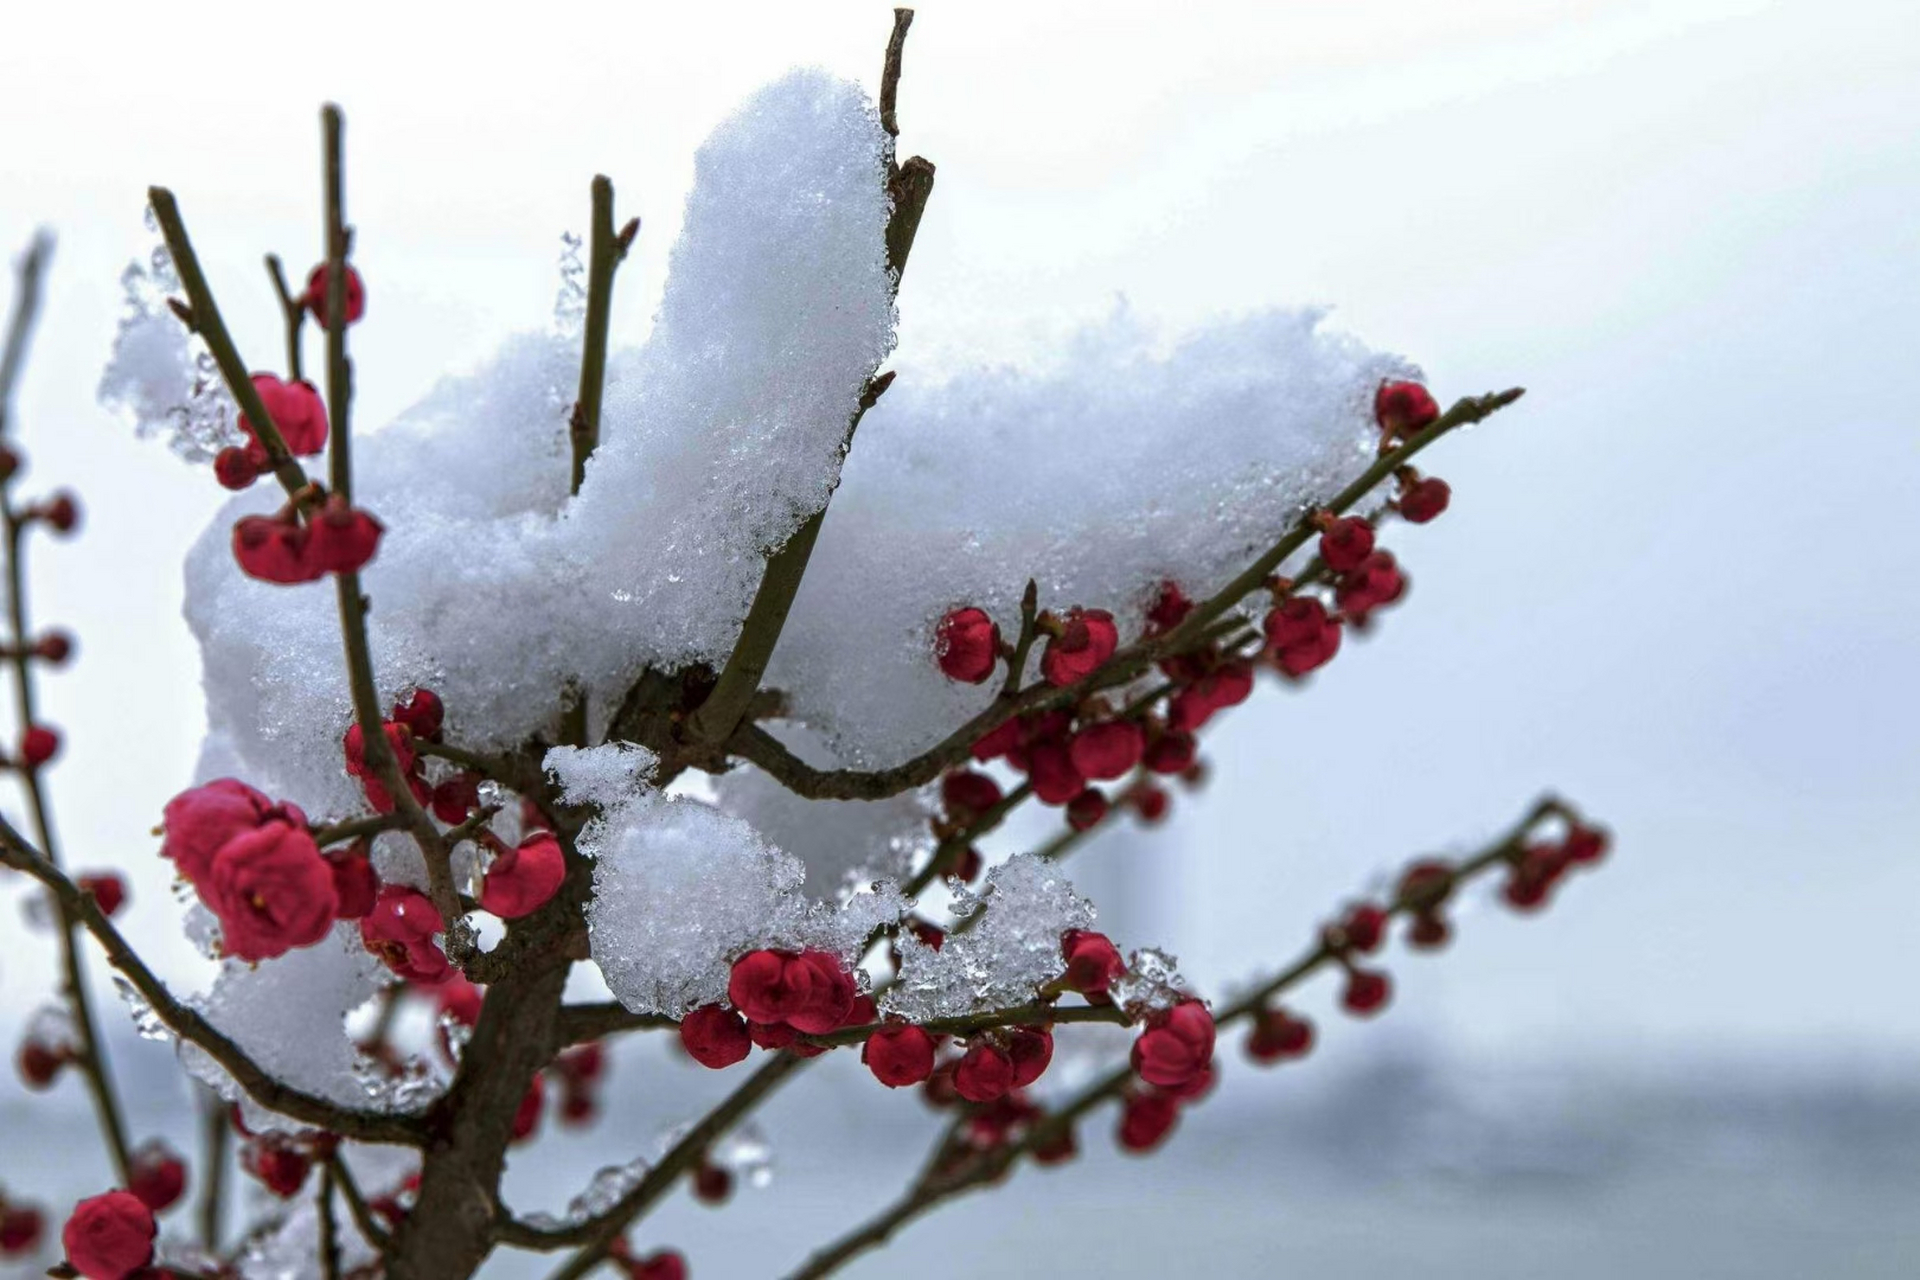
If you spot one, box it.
[2,0,1916,1077]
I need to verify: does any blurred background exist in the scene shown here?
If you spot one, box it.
[3,0,1917,1275]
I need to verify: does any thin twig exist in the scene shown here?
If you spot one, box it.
[784,797,1567,1280]
[1,232,135,1185]
[727,389,1525,804]
[0,816,428,1143]
[325,1151,391,1252]
[318,1160,343,1280]
[265,253,306,382]
[146,188,312,497]
[569,176,638,495]
[506,1054,807,1264]
[195,1087,228,1249]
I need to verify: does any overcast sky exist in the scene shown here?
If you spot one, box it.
[2,0,1916,1079]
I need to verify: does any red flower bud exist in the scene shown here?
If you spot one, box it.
[1399,476,1451,524]
[480,832,566,920]
[1039,608,1118,687]
[940,769,1002,819]
[1318,517,1375,574]
[1375,380,1440,438]
[431,772,482,825]
[1247,1007,1315,1064]
[41,492,81,535]
[1117,1091,1179,1153]
[1068,720,1144,781]
[1265,597,1342,677]
[631,1250,688,1280]
[329,847,379,920]
[1407,910,1451,950]
[76,873,126,918]
[948,844,983,883]
[343,720,417,780]
[693,1160,732,1204]
[862,1024,936,1088]
[1128,782,1170,823]
[1006,1025,1054,1088]
[727,950,815,1027]
[1337,903,1388,954]
[774,950,854,1036]
[0,1203,44,1256]
[304,263,366,329]
[1066,787,1108,832]
[1132,999,1215,1089]
[17,1038,67,1089]
[19,724,60,768]
[1335,550,1406,620]
[953,1041,1015,1103]
[1141,731,1196,775]
[231,512,314,584]
[60,1191,155,1280]
[970,718,1023,762]
[305,497,383,575]
[391,687,444,742]
[1023,738,1085,807]
[1061,929,1124,996]
[1145,581,1193,634]
[239,374,328,457]
[935,607,1000,684]
[213,445,263,491]
[360,885,453,985]
[244,1142,311,1198]
[1032,1124,1079,1166]
[1340,967,1391,1016]
[127,1142,188,1213]
[33,631,74,665]
[1564,823,1610,865]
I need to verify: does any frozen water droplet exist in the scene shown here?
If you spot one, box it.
[114,975,172,1041]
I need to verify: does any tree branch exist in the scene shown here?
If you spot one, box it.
[728,388,1524,804]
[146,188,312,498]
[265,253,306,382]
[0,816,428,1143]
[2,231,135,1185]
[569,176,638,496]
[783,796,1571,1280]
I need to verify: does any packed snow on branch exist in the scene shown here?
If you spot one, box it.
[555,744,906,1017]
[883,853,1096,1022]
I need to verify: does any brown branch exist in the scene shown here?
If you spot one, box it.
[195,1087,229,1249]
[309,104,461,931]
[265,253,307,382]
[784,796,1571,1280]
[325,1150,391,1252]
[879,8,913,139]
[506,1053,806,1265]
[146,188,313,498]
[2,231,136,1185]
[553,1002,677,1047]
[569,176,638,495]
[728,388,1524,804]
[318,1160,343,1280]
[312,812,410,846]
[0,816,428,1143]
